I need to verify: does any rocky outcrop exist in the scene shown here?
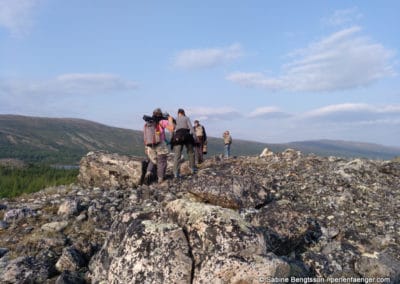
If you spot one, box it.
[78,151,144,189]
[0,150,399,283]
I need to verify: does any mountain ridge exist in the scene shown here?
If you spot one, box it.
[1,114,399,163]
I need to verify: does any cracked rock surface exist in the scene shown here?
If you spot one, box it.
[0,150,399,283]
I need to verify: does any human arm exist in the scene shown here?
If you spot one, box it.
[164,116,175,132]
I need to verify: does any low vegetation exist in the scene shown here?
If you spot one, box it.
[0,164,78,198]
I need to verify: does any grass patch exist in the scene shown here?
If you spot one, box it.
[0,164,78,198]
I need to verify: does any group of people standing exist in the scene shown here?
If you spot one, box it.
[143,108,232,183]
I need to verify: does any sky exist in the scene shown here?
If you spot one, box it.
[0,0,399,147]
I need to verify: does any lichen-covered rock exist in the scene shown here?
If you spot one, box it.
[194,253,290,283]
[181,173,270,210]
[78,151,144,189]
[58,199,80,217]
[89,216,192,283]
[0,149,399,282]
[56,246,87,272]
[0,250,58,283]
[55,270,86,284]
[355,252,400,283]
[0,248,9,258]
[3,207,37,223]
[166,198,266,263]
[41,221,69,232]
[248,201,322,255]
[0,220,8,230]
[260,147,274,158]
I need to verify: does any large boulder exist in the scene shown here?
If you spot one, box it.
[89,211,192,283]
[182,174,270,210]
[166,198,266,262]
[166,198,291,281]
[0,250,58,283]
[78,151,144,189]
[248,200,322,255]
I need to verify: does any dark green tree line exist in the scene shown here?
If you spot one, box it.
[0,165,78,198]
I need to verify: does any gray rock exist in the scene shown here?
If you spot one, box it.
[260,147,274,157]
[56,246,87,272]
[3,207,37,222]
[0,248,9,258]
[166,198,267,263]
[58,199,80,217]
[379,161,400,176]
[76,212,87,222]
[182,174,270,210]
[41,221,69,232]
[78,151,144,189]
[248,201,321,255]
[0,220,8,230]
[0,149,399,282]
[55,270,86,284]
[89,218,192,283]
[194,253,290,283]
[355,252,400,283]
[0,252,57,284]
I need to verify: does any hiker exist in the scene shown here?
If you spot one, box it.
[143,108,174,183]
[223,130,232,158]
[194,120,207,165]
[171,108,196,178]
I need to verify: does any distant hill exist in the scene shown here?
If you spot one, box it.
[284,140,400,160]
[0,115,270,164]
[1,114,399,164]
[0,115,143,164]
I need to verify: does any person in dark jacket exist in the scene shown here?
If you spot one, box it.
[172,108,196,178]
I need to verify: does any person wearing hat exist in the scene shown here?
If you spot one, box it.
[193,120,207,165]
[143,108,174,183]
[171,108,196,178]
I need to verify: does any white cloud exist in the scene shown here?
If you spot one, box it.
[186,106,241,121]
[302,103,400,123]
[0,0,42,37]
[54,73,139,94]
[323,7,363,27]
[227,26,396,92]
[248,106,290,119]
[173,43,243,70]
[0,73,138,97]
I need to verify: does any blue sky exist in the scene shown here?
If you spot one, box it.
[0,1,399,147]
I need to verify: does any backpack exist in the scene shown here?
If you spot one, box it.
[144,121,161,146]
[172,128,194,145]
[195,125,204,137]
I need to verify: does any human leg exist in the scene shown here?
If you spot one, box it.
[224,144,230,158]
[157,154,167,182]
[145,146,157,173]
[198,140,204,163]
[173,144,183,177]
[186,143,196,173]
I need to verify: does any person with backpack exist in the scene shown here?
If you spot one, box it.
[171,108,196,178]
[143,108,174,183]
[223,130,232,158]
[193,120,207,165]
